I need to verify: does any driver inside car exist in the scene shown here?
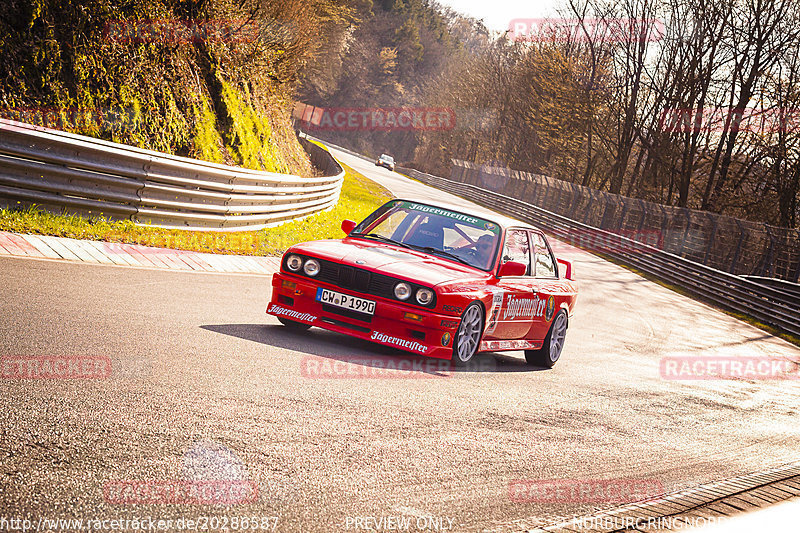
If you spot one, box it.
[473,234,495,269]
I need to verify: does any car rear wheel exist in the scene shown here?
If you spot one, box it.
[525,310,567,368]
[452,303,484,366]
[278,317,312,331]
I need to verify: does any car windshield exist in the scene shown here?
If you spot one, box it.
[380,155,394,163]
[352,200,502,270]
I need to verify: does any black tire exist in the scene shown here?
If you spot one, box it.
[525,310,568,368]
[452,302,484,366]
[278,317,312,331]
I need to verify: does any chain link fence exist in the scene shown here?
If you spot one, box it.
[450,160,800,282]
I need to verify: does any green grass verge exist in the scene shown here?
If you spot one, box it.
[0,162,391,256]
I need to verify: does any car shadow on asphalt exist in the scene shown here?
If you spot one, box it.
[200,323,549,375]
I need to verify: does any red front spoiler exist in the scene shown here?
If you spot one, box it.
[267,272,457,360]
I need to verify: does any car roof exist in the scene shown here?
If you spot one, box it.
[391,198,540,232]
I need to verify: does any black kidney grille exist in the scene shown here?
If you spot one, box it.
[354,269,371,291]
[368,275,396,298]
[316,261,339,285]
[339,265,355,287]
[330,265,372,292]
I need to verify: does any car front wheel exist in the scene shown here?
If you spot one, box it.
[525,310,567,368]
[452,303,484,366]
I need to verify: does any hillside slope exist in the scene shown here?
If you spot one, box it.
[0,0,356,176]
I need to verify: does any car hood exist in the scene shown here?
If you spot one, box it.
[288,238,489,287]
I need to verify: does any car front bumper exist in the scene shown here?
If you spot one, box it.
[267,272,457,359]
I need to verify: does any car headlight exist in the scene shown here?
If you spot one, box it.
[416,288,434,305]
[286,254,303,272]
[303,258,321,276]
[394,282,411,300]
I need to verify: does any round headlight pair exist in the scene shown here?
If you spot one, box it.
[304,259,320,276]
[394,282,412,300]
[286,254,320,277]
[393,282,434,306]
[286,254,303,271]
[416,288,434,305]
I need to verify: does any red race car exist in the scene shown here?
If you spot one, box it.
[267,199,578,367]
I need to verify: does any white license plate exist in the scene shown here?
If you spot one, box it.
[316,288,376,315]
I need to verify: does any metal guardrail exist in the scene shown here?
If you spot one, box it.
[396,166,800,338]
[0,119,345,231]
[298,131,376,164]
[743,276,800,299]
[451,159,800,282]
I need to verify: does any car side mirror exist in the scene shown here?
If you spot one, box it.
[341,220,357,235]
[498,261,526,277]
[557,258,574,280]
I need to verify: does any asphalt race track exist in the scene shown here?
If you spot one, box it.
[1,147,800,532]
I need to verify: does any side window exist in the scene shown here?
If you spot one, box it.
[532,232,557,277]
[501,229,532,275]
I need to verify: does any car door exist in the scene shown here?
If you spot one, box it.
[525,230,559,340]
[487,228,537,340]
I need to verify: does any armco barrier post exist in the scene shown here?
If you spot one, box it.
[552,186,563,214]
[584,189,598,225]
[677,210,692,256]
[729,219,746,274]
[599,193,615,231]
[540,182,554,211]
[533,178,545,205]
[702,213,719,266]
[618,199,630,231]
[659,204,669,247]
[637,199,648,231]
[566,183,578,214]
[762,227,776,278]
